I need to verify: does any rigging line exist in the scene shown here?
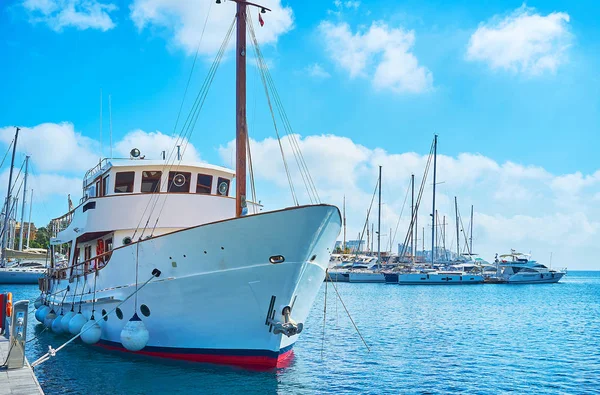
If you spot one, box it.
[133,17,236,240]
[353,178,379,262]
[399,141,435,259]
[246,17,313,204]
[132,17,235,238]
[262,66,317,202]
[0,139,14,168]
[325,271,370,352]
[247,22,298,206]
[390,177,412,252]
[171,0,214,136]
[247,137,258,213]
[147,19,235,236]
[259,56,320,202]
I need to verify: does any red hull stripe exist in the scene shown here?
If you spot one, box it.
[95,341,295,369]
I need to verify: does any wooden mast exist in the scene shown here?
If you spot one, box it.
[235,1,248,217]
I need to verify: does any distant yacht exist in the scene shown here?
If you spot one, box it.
[0,248,48,284]
[398,270,483,285]
[495,251,566,284]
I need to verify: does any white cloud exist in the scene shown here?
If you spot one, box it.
[130,0,294,55]
[319,21,433,93]
[0,123,99,173]
[22,0,118,32]
[219,133,600,270]
[305,63,331,79]
[467,5,572,75]
[114,129,201,162]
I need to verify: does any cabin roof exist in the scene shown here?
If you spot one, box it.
[108,159,235,175]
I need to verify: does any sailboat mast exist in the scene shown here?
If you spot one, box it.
[469,205,474,255]
[343,195,346,252]
[431,134,437,265]
[1,127,19,265]
[377,166,382,265]
[411,174,414,259]
[18,155,29,251]
[454,196,459,258]
[26,189,33,249]
[235,2,248,218]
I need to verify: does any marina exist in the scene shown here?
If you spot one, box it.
[1,273,599,394]
[1,0,599,393]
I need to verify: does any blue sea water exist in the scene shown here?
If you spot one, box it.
[2,271,599,394]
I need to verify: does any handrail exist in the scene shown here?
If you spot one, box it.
[83,158,110,185]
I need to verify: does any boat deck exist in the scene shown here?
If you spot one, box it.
[0,335,44,395]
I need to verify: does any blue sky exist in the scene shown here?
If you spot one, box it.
[0,0,599,269]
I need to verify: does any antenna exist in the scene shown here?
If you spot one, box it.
[100,89,103,160]
[177,145,181,161]
[109,94,113,159]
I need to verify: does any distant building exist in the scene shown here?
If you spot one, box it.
[15,222,37,243]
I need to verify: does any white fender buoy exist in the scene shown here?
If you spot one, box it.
[80,319,102,344]
[120,313,149,351]
[51,314,64,334]
[68,312,87,335]
[44,310,57,329]
[34,296,43,309]
[61,311,76,332]
[35,305,50,323]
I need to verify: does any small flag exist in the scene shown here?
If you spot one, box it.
[258,12,264,27]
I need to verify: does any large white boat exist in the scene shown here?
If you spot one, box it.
[33,2,341,369]
[495,251,566,284]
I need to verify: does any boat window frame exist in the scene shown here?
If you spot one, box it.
[141,170,163,193]
[114,171,136,194]
[196,173,213,195]
[103,175,110,196]
[217,177,230,196]
[168,171,192,193]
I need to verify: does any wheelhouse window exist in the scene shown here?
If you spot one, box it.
[114,172,135,193]
[168,172,191,193]
[141,171,162,193]
[216,177,230,196]
[196,174,213,194]
[103,175,110,196]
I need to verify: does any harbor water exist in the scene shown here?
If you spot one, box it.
[3,271,599,394]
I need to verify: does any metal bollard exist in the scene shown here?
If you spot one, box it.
[7,300,29,369]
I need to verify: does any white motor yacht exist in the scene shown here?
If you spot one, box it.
[495,251,566,284]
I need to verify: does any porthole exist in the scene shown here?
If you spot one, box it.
[173,173,186,187]
[140,304,151,317]
[102,309,108,321]
[115,307,123,320]
[269,255,285,264]
[123,236,132,245]
[310,255,317,261]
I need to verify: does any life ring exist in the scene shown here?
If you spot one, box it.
[6,292,12,317]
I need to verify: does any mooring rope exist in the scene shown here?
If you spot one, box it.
[325,271,370,352]
[31,270,161,368]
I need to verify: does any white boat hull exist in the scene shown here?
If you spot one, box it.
[348,271,385,283]
[506,272,565,284]
[398,272,484,285]
[42,204,341,368]
[0,268,45,284]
